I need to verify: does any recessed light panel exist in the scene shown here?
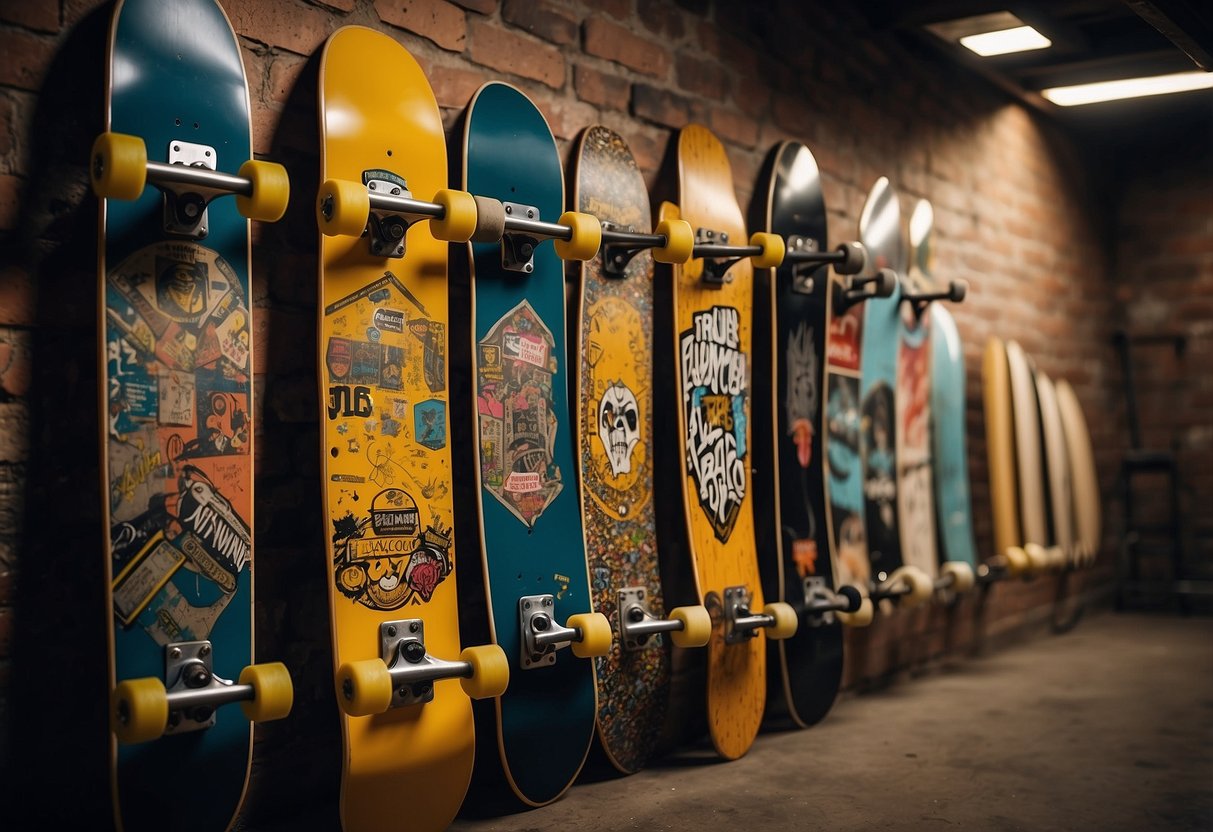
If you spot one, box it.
[959,25,1052,57]
[1042,71,1213,106]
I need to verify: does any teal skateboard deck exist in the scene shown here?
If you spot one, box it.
[96,0,288,828]
[753,141,843,727]
[460,82,598,807]
[857,178,907,582]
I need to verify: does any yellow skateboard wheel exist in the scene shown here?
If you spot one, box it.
[940,561,976,593]
[236,159,290,222]
[553,211,601,261]
[335,658,393,717]
[888,565,933,609]
[749,231,785,269]
[431,188,478,242]
[763,601,798,640]
[668,604,711,648]
[238,661,294,722]
[1023,543,1051,575]
[91,132,147,201]
[459,644,509,700]
[569,611,612,658]
[1005,546,1031,577]
[112,676,168,745]
[652,218,694,264]
[837,596,874,627]
[317,177,370,238]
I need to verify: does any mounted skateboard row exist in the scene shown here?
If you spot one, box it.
[90,3,1102,831]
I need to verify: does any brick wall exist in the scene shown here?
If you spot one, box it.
[0,0,1151,824]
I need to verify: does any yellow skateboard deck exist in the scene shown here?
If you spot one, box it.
[317,27,484,831]
[982,337,1020,562]
[1056,379,1101,566]
[663,125,766,760]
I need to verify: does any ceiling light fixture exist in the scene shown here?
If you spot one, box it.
[1042,71,1213,106]
[959,26,1052,57]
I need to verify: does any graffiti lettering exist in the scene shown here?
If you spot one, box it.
[328,385,373,420]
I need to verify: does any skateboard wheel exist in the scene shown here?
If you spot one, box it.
[668,604,712,648]
[112,677,168,745]
[838,596,874,627]
[317,177,370,238]
[335,658,392,717]
[941,561,976,593]
[236,159,290,222]
[764,601,798,640]
[459,644,509,700]
[652,218,695,264]
[471,194,507,242]
[431,188,478,242]
[1004,546,1031,577]
[568,612,612,658]
[888,565,933,609]
[949,279,968,303]
[238,662,294,723]
[91,132,147,201]
[874,267,898,298]
[1023,543,1051,575]
[554,211,602,261]
[749,231,785,269]
[837,241,866,275]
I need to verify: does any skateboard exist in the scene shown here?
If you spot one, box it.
[569,125,709,773]
[905,199,977,592]
[657,123,796,761]
[90,0,293,829]
[458,81,611,806]
[1056,380,1101,567]
[982,337,1031,575]
[854,178,933,607]
[1035,369,1077,568]
[1006,340,1056,573]
[314,27,508,832]
[752,140,870,729]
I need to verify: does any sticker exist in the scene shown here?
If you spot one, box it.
[786,322,818,469]
[159,369,196,427]
[327,337,353,382]
[409,319,447,393]
[373,308,405,333]
[414,399,446,450]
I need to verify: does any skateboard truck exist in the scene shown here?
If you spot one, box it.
[799,577,865,624]
[692,228,785,286]
[869,565,934,609]
[599,218,696,277]
[716,586,797,644]
[900,279,968,315]
[783,237,867,294]
[375,619,478,707]
[91,133,290,237]
[519,595,612,669]
[466,198,602,273]
[833,267,899,311]
[616,587,712,650]
[316,173,479,253]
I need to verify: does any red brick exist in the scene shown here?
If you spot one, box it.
[0,175,20,232]
[583,16,669,78]
[531,92,598,142]
[597,0,632,21]
[638,0,685,39]
[451,0,498,12]
[268,53,306,105]
[225,0,335,56]
[676,53,730,100]
[709,106,757,149]
[697,22,759,78]
[502,0,579,46]
[430,64,484,110]
[631,83,692,129]
[0,29,53,91]
[732,76,770,120]
[574,64,630,112]
[375,0,467,52]
[0,265,32,327]
[1,2,59,32]
[468,19,564,89]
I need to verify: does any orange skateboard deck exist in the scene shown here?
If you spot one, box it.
[316,27,506,832]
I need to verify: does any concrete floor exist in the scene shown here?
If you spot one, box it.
[451,611,1213,832]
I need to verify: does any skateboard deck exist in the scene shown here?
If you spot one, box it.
[1006,340,1050,568]
[1036,370,1075,566]
[1056,380,1101,566]
[461,82,602,805]
[662,124,768,760]
[982,337,1021,563]
[753,140,844,727]
[570,125,672,772]
[94,1,294,829]
[316,27,511,831]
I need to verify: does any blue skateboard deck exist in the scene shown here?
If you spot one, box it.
[460,82,597,807]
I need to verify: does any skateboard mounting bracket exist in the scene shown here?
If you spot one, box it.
[161,140,217,239]
[696,228,738,286]
[378,618,470,707]
[161,640,241,735]
[722,585,772,644]
[364,171,412,259]
[520,594,578,669]
[600,222,646,279]
[786,235,825,295]
[617,586,671,650]
[800,576,835,626]
[501,201,542,274]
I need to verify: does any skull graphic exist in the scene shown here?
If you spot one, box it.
[598,382,639,477]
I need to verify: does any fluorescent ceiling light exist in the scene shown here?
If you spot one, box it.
[959,26,1052,57]
[1042,71,1213,106]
